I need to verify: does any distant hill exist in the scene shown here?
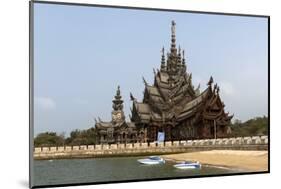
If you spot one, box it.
[229,116,268,137]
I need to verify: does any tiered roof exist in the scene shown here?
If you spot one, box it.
[131,21,233,126]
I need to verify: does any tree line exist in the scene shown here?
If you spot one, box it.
[34,116,268,147]
[229,116,268,137]
[34,127,97,147]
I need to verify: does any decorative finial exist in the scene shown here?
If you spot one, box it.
[217,86,220,94]
[116,85,121,96]
[182,50,186,65]
[207,76,214,86]
[94,118,98,123]
[130,92,136,101]
[142,76,148,86]
[177,45,182,65]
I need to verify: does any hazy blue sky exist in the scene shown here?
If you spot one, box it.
[34,3,268,136]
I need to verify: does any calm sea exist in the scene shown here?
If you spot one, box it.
[33,157,240,186]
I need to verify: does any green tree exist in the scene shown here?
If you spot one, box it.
[65,127,97,145]
[34,132,65,147]
[229,116,268,137]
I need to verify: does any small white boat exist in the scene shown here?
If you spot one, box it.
[137,156,165,165]
[173,161,201,169]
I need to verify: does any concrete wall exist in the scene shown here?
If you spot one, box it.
[33,135,268,160]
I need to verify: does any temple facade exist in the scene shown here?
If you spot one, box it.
[96,21,233,144]
[130,21,233,142]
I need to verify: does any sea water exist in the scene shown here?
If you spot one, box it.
[33,156,240,186]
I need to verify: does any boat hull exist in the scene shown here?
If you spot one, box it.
[173,162,201,169]
[137,157,165,165]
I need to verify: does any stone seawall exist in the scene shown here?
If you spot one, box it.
[33,136,268,160]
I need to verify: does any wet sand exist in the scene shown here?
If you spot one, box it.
[162,150,268,172]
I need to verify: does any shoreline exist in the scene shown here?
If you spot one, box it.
[33,151,184,160]
[34,149,268,172]
[161,150,268,172]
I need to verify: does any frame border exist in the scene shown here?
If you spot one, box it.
[29,0,270,188]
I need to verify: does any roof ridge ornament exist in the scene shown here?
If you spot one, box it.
[207,76,214,86]
[142,76,148,86]
[130,92,136,101]
[213,83,218,94]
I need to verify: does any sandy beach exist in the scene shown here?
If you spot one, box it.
[162,150,268,172]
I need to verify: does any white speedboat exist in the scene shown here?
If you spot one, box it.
[137,156,165,165]
[173,161,201,169]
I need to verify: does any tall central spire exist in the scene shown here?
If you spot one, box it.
[170,20,177,55]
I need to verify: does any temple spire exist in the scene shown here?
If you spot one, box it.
[112,85,123,111]
[116,85,121,97]
[160,47,166,71]
[170,20,177,55]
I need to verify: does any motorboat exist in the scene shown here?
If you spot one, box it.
[173,161,201,169]
[137,156,165,165]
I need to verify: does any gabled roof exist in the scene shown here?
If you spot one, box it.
[95,120,137,131]
[131,85,229,124]
[96,121,113,129]
[146,85,161,97]
[134,102,151,114]
[181,87,210,113]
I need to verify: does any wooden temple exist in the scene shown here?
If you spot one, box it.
[96,21,233,144]
[130,21,233,142]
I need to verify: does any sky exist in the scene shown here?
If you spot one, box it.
[33,3,268,136]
